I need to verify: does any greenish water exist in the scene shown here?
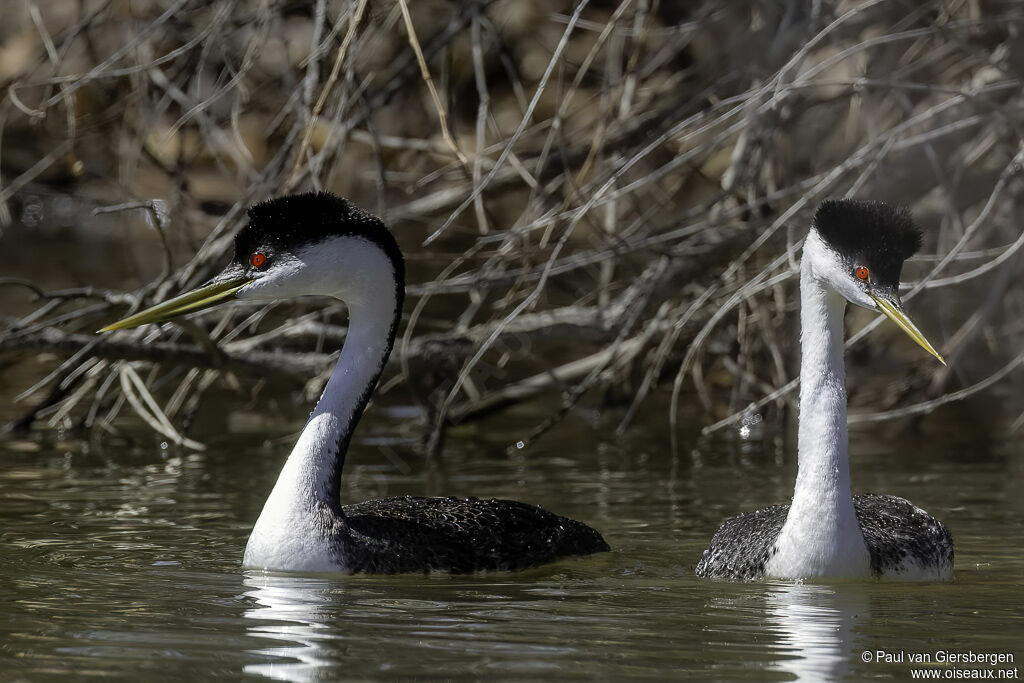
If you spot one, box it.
[0,394,1021,680]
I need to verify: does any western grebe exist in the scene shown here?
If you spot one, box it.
[696,199,953,581]
[101,192,609,573]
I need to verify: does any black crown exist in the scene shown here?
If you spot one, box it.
[813,199,922,288]
[233,192,404,287]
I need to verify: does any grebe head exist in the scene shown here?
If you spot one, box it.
[803,198,943,364]
[232,193,403,304]
[100,192,404,331]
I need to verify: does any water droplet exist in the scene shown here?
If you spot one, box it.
[738,403,763,440]
[515,440,525,449]
[160,441,169,450]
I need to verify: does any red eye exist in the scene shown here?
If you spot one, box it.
[250,252,267,269]
[855,266,869,281]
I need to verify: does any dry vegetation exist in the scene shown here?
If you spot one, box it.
[1,0,1023,453]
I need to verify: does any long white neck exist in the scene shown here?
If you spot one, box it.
[766,237,870,578]
[243,241,401,571]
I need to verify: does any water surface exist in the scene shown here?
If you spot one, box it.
[0,394,1021,680]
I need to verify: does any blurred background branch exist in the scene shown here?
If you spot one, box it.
[1,0,1022,450]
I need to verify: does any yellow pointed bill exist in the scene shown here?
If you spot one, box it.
[868,293,945,365]
[98,276,253,332]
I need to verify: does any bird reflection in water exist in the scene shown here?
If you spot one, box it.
[242,573,343,682]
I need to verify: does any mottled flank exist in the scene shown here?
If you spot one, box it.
[333,496,610,574]
[856,493,953,578]
[813,199,922,288]
[695,494,952,581]
[695,505,788,580]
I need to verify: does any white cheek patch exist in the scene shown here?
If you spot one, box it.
[237,254,304,301]
[805,230,876,311]
[234,236,397,305]
[292,237,396,305]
